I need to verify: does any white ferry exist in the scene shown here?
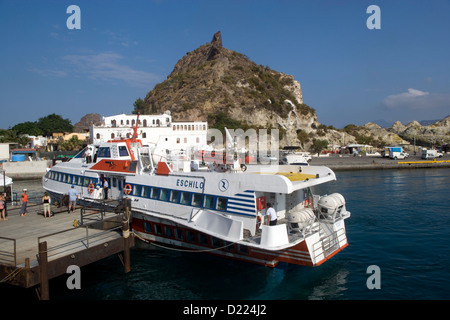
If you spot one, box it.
[42,118,350,267]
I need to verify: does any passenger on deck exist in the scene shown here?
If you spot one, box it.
[85,146,93,163]
[266,203,278,226]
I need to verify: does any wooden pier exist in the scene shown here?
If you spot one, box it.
[0,199,134,300]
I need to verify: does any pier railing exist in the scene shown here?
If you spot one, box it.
[0,237,16,266]
[37,216,124,261]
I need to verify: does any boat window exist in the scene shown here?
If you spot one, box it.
[180,192,190,205]
[62,174,67,183]
[164,226,173,238]
[133,185,142,196]
[175,229,184,240]
[204,195,214,209]
[186,231,196,243]
[83,177,90,187]
[170,190,179,203]
[224,241,234,252]
[73,147,87,159]
[192,193,203,207]
[154,224,162,235]
[198,233,208,246]
[160,189,169,201]
[211,237,222,248]
[144,222,152,233]
[150,188,159,199]
[97,147,111,158]
[237,244,249,255]
[142,186,149,198]
[118,146,129,157]
[67,175,72,184]
[216,197,227,211]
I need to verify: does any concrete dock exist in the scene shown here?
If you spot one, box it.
[0,200,134,300]
[308,153,450,171]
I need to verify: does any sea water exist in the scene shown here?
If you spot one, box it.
[3,168,450,300]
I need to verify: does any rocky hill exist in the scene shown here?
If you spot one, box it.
[386,116,450,147]
[130,31,449,150]
[134,31,318,146]
[332,115,450,150]
[73,113,102,132]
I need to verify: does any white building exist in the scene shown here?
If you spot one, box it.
[89,111,208,151]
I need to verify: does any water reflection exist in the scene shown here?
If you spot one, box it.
[308,268,349,300]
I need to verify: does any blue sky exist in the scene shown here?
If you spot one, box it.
[1,0,449,130]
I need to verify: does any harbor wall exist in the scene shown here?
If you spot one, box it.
[2,160,51,180]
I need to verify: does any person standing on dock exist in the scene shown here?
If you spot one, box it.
[0,194,6,220]
[42,192,51,218]
[20,189,28,216]
[67,185,78,213]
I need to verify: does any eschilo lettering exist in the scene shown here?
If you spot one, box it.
[176,179,204,190]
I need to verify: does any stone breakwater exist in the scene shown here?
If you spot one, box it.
[309,154,450,171]
[2,160,51,180]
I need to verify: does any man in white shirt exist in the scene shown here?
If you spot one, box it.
[266,203,277,226]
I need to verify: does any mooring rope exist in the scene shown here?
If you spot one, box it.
[0,267,23,283]
[132,231,239,253]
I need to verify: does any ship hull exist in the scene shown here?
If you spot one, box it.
[132,214,348,268]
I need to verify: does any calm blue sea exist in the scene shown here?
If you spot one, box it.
[3,168,450,301]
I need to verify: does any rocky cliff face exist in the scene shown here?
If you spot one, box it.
[386,116,450,147]
[135,31,317,146]
[131,31,449,150]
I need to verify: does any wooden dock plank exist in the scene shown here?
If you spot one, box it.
[0,203,122,267]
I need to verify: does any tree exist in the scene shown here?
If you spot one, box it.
[0,129,31,147]
[132,98,148,115]
[12,121,43,136]
[310,139,329,155]
[59,136,84,151]
[37,114,73,136]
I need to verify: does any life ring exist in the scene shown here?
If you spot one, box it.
[124,184,132,195]
[88,183,95,194]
